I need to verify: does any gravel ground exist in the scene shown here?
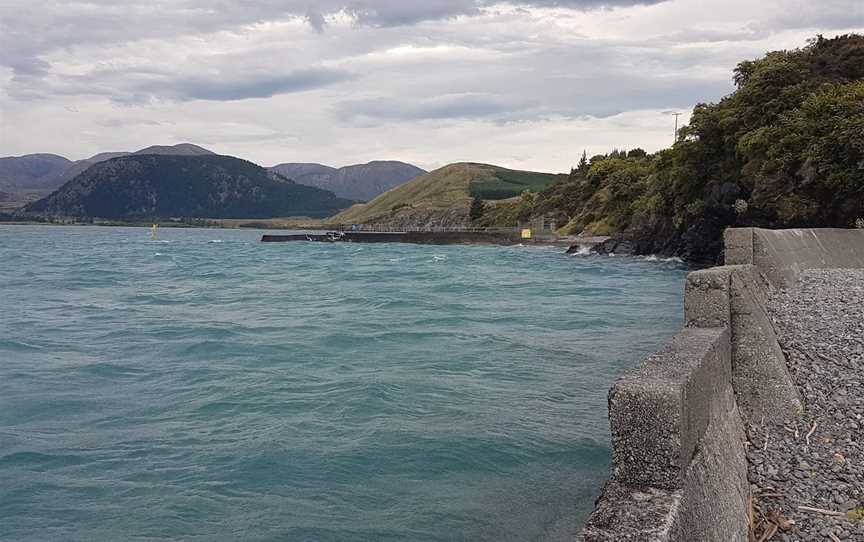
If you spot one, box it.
[746,269,864,541]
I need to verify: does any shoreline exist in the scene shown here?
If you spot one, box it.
[0,222,687,259]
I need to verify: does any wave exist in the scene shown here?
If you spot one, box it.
[0,225,689,542]
[569,245,593,256]
[643,254,684,263]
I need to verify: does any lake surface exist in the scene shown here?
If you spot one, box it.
[0,226,686,541]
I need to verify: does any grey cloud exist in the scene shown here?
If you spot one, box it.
[160,68,354,101]
[4,0,861,83]
[657,24,770,45]
[772,2,864,32]
[336,71,729,125]
[8,64,354,104]
[6,57,50,78]
[306,8,327,32]
[0,0,669,75]
[97,118,166,129]
[336,93,538,122]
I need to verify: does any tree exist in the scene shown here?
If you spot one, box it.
[469,195,486,221]
[576,150,589,173]
[479,34,864,263]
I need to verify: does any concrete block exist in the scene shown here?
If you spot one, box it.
[724,228,754,265]
[727,227,864,288]
[609,328,730,489]
[674,391,748,542]
[578,482,681,542]
[583,323,742,541]
[728,266,802,422]
[609,376,682,489]
[684,268,731,328]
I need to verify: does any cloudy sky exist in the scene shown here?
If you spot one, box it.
[0,1,861,172]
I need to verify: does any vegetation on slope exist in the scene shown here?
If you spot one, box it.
[24,154,353,220]
[331,162,563,225]
[483,34,864,263]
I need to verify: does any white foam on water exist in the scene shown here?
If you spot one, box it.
[571,245,592,256]
[643,254,684,264]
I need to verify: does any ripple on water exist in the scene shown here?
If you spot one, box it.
[0,225,686,542]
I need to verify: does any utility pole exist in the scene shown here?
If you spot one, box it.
[671,112,681,145]
[662,110,683,146]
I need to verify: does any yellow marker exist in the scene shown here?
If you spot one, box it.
[521,228,532,239]
[151,224,158,240]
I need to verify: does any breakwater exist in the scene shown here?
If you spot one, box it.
[261,230,525,245]
[578,227,864,541]
[261,230,610,249]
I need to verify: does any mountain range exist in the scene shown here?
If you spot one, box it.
[23,154,352,219]
[269,161,425,201]
[1,144,425,203]
[5,143,560,225]
[0,144,215,196]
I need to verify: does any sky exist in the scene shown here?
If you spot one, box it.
[0,1,861,172]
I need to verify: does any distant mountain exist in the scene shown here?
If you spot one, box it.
[54,143,216,191]
[331,162,564,228]
[269,160,425,201]
[134,143,215,156]
[24,154,353,219]
[0,153,72,192]
[269,163,336,181]
[0,143,216,195]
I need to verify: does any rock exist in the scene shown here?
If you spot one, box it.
[590,238,636,256]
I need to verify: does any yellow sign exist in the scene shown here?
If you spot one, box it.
[521,228,532,239]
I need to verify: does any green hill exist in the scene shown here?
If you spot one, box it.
[331,162,563,225]
[23,154,353,220]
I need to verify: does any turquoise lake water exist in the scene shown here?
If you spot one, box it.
[0,226,686,541]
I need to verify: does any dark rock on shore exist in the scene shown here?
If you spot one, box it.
[589,238,636,256]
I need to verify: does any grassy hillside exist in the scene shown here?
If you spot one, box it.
[331,162,562,224]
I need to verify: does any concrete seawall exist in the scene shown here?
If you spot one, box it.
[578,228,864,541]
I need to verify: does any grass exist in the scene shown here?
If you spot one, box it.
[331,163,563,224]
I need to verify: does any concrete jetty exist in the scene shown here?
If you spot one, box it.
[262,230,611,248]
[263,230,524,245]
[578,228,864,541]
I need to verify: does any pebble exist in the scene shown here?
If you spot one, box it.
[747,269,864,541]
